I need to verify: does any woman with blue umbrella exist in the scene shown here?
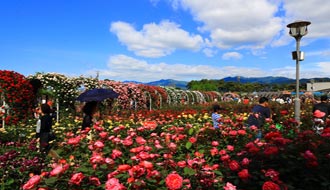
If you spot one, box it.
[81,101,98,130]
[77,88,119,130]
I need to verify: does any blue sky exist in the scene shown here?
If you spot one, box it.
[1,0,329,82]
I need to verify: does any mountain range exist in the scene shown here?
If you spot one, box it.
[125,76,330,90]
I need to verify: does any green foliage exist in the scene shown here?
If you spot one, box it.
[187,78,309,92]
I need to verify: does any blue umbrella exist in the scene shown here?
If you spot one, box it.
[76,88,119,102]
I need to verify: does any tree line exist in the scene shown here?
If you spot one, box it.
[186,78,330,92]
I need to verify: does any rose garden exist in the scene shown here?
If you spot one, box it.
[0,70,330,190]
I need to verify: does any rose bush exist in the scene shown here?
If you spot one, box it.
[0,70,35,126]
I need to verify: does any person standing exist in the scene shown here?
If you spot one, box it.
[312,95,330,122]
[34,107,41,138]
[39,103,53,155]
[81,101,98,130]
[39,103,60,160]
[211,104,222,129]
[247,97,271,138]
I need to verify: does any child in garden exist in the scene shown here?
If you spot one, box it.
[211,104,222,129]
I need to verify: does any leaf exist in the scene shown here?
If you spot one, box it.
[44,177,58,185]
[188,128,194,135]
[185,142,192,149]
[76,166,93,174]
[183,167,196,176]
[213,170,223,175]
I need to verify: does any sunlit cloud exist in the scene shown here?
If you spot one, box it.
[110,20,204,58]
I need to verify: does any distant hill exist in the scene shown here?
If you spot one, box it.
[223,76,330,84]
[223,76,295,84]
[123,79,189,89]
[146,79,188,89]
[124,77,330,90]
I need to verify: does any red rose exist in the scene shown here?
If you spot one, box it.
[143,121,157,130]
[264,146,279,156]
[229,130,238,136]
[165,173,183,190]
[189,137,197,143]
[262,181,281,190]
[229,160,240,171]
[238,169,249,180]
[117,164,131,171]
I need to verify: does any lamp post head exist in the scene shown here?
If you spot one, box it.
[287,20,311,39]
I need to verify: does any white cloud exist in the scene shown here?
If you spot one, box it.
[92,54,267,82]
[203,48,217,57]
[84,54,330,82]
[270,61,330,79]
[222,52,242,60]
[308,50,330,57]
[110,20,204,58]
[176,0,283,49]
[283,0,330,38]
[316,62,330,73]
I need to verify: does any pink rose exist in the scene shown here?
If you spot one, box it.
[69,172,85,185]
[223,182,236,190]
[94,140,104,149]
[135,136,146,145]
[211,141,219,146]
[227,145,234,151]
[22,175,41,190]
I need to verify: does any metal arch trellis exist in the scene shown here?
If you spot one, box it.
[193,90,206,104]
[154,90,162,109]
[164,87,179,105]
[143,91,152,110]
[214,91,222,102]
[1,92,6,128]
[185,90,195,104]
[180,91,189,104]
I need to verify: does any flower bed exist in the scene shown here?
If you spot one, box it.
[1,103,330,190]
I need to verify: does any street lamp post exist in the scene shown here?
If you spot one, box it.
[287,20,311,126]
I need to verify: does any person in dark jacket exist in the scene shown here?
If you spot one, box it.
[39,103,53,154]
[81,101,98,130]
[247,97,271,139]
[313,95,330,122]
